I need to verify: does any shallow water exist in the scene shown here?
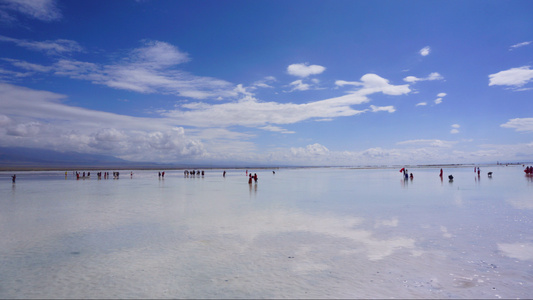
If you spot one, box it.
[1,166,532,298]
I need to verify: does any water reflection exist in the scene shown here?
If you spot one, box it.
[1,167,532,299]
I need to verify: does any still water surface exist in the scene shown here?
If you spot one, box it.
[1,166,532,298]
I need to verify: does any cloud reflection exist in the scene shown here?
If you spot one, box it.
[198,209,415,261]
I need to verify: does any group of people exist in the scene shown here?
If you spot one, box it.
[399,167,413,180]
[73,171,121,179]
[525,166,533,175]
[248,173,258,184]
[183,170,204,177]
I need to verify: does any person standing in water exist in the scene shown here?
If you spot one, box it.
[11,174,16,183]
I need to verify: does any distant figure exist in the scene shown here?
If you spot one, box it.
[11,174,16,183]
[201,170,205,177]
[159,172,161,178]
[130,171,133,178]
[439,168,443,177]
[448,175,454,181]
[488,172,493,177]
[273,171,275,174]
[246,170,248,176]
[223,171,226,177]
[162,172,165,178]
[248,174,252,184]
[477,168,480,176]
[410,173,413,180]
[254,173,258,182]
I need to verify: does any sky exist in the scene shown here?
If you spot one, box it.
[0,0,532,166]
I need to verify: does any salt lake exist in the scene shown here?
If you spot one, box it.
[0,166,532,298]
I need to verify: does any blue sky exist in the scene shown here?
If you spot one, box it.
[1,0,532,166]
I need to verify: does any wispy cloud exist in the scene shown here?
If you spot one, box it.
[509,41,532,51]
[3,40,236,100]
[369,105,395,113]
[0,0,61,22]
[434,92,447,105]
[289,79,311,91]
[397,139,457,148]
[489,66,533,89]
[403,72,443,83]
[0,35,82,55]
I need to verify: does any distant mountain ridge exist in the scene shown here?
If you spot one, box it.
[0,147,130,169]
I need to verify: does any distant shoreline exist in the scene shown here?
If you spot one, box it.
[0,162,528,172]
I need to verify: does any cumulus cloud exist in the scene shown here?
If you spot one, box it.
[0,35,83,55]
[415,102,427,107]
[290,143,330,157]
[419,46,431,56]
[0,0,61,22]
[403,72,443,83]
[501,118,533,132]
[489,66,533,88]
[287,63,326,77]
[0,83,206,162]
[341,73,410,96]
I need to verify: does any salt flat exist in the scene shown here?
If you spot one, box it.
[0,166,532,298]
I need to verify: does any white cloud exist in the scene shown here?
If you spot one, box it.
[0,35,83,55]
[259,125,295,134]
[403,72,443,83]
[0,83,206,162]
[415,102,427,106]
[3,40,236,100]
[161,73,408,129]
[369,105,395,113]
[355,73,411,96]
[0,0,61,22]
[251,76,276,89]
[509,41,532,50]
[419,46,431,56]
[289,79,311,91]
[450,124,460,134]
[287,63,326,77]
[129,40,190,66]
[290,143,330,157]
[489,66,533,88]
[397,139,457,148]
[433,92,447,105]
[501,118,533,132]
